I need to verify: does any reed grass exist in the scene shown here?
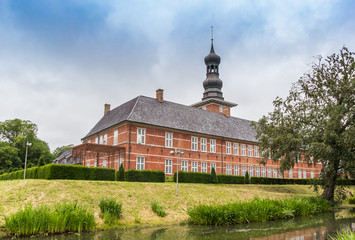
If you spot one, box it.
[187,197,331,225]
[99,198,122,225]
[151,200,166,217]
[4,202,95,237]
[330,230,355,240]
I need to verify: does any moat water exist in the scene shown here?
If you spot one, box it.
[9,211,355,240]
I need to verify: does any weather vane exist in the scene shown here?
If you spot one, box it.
[211,26,214,42]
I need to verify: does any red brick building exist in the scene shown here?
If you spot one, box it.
[54,40,322,179]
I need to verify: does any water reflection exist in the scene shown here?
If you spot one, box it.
[11,212,355,240]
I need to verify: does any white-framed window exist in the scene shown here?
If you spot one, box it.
[279,170,283,178]
[241,144,246,156]
[298,170,302,179]
[136,156,145,170]
[311,170,314,179]
[210,139,216,153]
[118,156,123,167]
[137,128,146,144]
[191,137,198,151]
[192,162,198,172]
[113,130,118,145]
[102,159,107,168]
[267,167,272,178]
[242,165,247,176]
[201,162,207,173]
[226,164,232,175]
[95,137,98,144]
[303,170,307,179]
[248,166,253,177]
[99,135,103,144]
[103,134,108,145]
[88,139,91,143]
[289,169,293,178]
[255,166,260,177]
[165,132,173,148]
[248,145,253,157]
[181,160,188,171]
[201,138,207,152]
[210,163,216,173]
[234,165,239,175]
[219,106,223,112]
[233,143,239,155]
[87,162,90,167]
[165,159,172,174]
[254,146,259,158]
[273,168,278,178]
[226,142,231,154]
[94,161,97,167]
[261,167,266,177]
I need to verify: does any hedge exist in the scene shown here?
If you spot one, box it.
[217,174,245,184]
[125,170,165,182]
[173,171,211,183]
[0,164,115,181]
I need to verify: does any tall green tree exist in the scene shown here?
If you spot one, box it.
[52,144,74,159]
[253,47,354,202]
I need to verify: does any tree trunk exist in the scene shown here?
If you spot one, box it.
[321,170,337,202]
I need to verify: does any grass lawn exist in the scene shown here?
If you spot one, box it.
[0,180,353,229]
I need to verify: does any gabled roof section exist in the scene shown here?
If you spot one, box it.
[83,96,258,143]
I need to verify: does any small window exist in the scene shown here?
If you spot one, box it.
[165,132,173,148]
[201,138,207,152]
[210,163,216,173]
[242,165,247,176]
[289,169,293,178]
[233,143,239,155]
[226,165,232,175]
[191,137,198,151]
[210,139,216,153]
[99,135,103,144]
[103,134,107,145]
[94,161,97,167]
[87,162,90,167]
[273,168,278,178]
[114,130,118,145]
[298,170,302,179]
[201,162,207,173]
[88,139,91,143]
[234,165,239,175]
[255,166,260,177]
[303,170,307,179]
[226,142,231,155]
[137,128,146,144]
[241,144,246,156]
[95,137,98,144]
[310,171,314,179]
[248,145,253,157]
[248,166,253,177]
[136,157,145,170]
[267,167,272,178]
[219,106,223,112]
[191,162,198,172]
[165,159,172,174]
[181,160,188,171]
[261,167,266,177]
[254,146,259,157]
[102,159,107,168]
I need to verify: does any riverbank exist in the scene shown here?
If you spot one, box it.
[0,180,353,234]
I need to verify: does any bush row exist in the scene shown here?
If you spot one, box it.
[0,164,115,181]
[124,170,165,182]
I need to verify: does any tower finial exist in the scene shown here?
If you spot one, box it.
[211,26,214,42]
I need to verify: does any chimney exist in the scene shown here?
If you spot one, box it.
[104,104,111,115]
[222,107,230,117]
[156,89,164,103]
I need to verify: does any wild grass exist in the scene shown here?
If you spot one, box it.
[187,197,331,225]
[330,230,355,240]
[99,198,122,225]
[4,202,95,237]
[151,200,166,217]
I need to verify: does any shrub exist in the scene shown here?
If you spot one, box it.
[4,202,95,237]
[173,171,210,183]
[348,196,355,204]
[217,175,244,184]
[151,200,166,217]
[330,230,355,240]
[27,162,33,168]
[99,198,122,225]
[116,163,125,181]
[210,167,218,183]
[244,171,250,184]
[125,170,165,182]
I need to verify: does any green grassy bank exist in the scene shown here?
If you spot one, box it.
[0,180,353,235]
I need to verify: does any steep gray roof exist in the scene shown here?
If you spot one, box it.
[83,96,258,143]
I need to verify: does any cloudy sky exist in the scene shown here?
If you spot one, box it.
[0,0,354,151]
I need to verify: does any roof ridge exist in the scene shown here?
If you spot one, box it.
[127,95,141,120]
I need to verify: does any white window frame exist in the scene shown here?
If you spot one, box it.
[210,163,216,173]
[99,135,103,144]
[226,142,231,155]
[136,156,145,170]
[242,165,247,176]
[248,166,253,177]
[261,167,266,177]
[267,167,272,178]
[255,166,260,177]
[310,170,314,179]
[95,137,98,144]
[165,132,173,148]
[226,164,232,175]
[298,170,302,179]
[87,162,90,167]
[273,168,278,178]
[192,161,198,172]
[289,169,293,178]
[102,159,107,168]
[201,162,207,173]
[103,134,108,145]
[201,138,207,152]
[303,170,307,179]
[94,161,97,167]
[241,144,246,156]
[248,145,253,157]
[210,139,216,153]
[254,146,259,158]
[234,165,240,175]
[233,143,239,155]
[165,159,172,174]
[137,128,146,144]
[191,137,198,151]
[88,139,91,143]
[181,160,188,171]
[113,130,118,145]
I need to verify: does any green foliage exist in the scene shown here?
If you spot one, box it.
[99,198,122,225]
[4,202,95,237]
[125,170,165,182]
[151,200,166,217]
[52,144,74,159]
[173,171,210,183]
[116,163,125,181]
[253,47,355,201]
[217,174,244,184]
[210,167,218,183]
[244,171,250,184]
[27,162,33,168]
[348,196,355,204]
[330,230,355,240]
[187,197,331,225]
